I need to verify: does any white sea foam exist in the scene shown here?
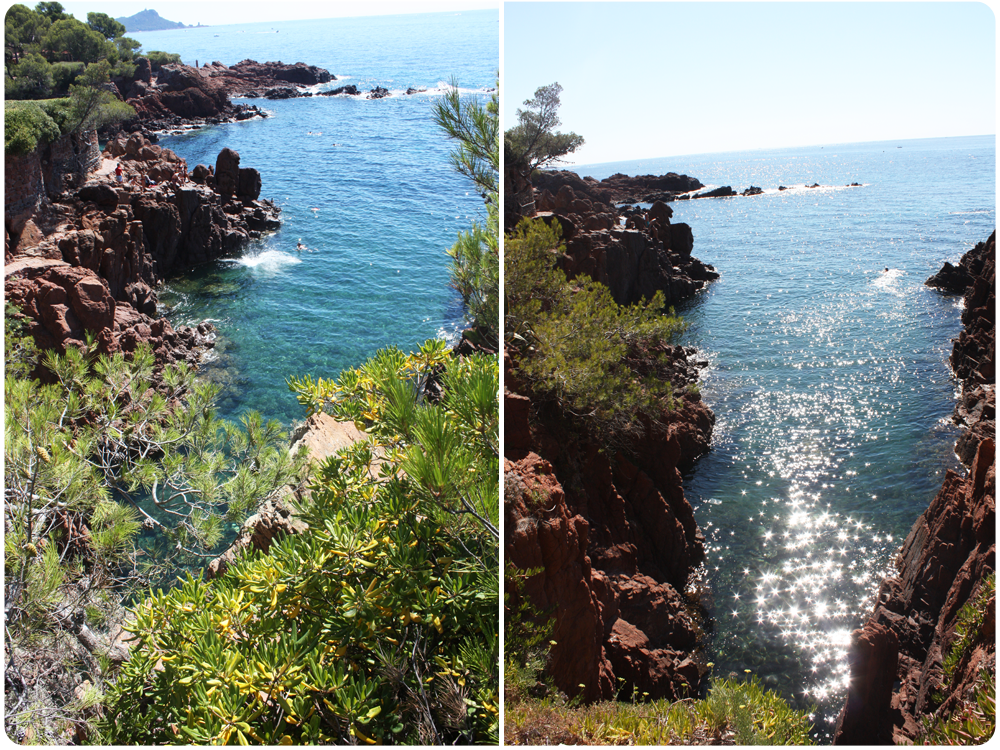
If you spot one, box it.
[232,250,302,272]
[872,267,904,293]
[436,323,464,348]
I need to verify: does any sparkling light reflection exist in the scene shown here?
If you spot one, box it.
[670,146,989,740]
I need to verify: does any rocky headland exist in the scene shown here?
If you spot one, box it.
[516,168,720,307]
[104,57,436,141]
[5,129,280,378]
[833,231,995,744]
[504,164,719,702]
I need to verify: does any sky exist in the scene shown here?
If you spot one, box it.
[54,0,496,27]
[504,2,997,165]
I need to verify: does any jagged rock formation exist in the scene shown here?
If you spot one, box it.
[5,132,280,375]
[505,160,720,703]
[505,345,715,702]
[531,170,719,307]
[833,231,996,744]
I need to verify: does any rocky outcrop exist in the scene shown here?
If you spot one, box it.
[505,345,714,703]
[101,60,272,141]
[597,172,704,204]
[531,172,719,308]
[833,231,996,744]
[222,59,333,89]
[5,258,215,370]
[692,186,737,199]
[926,233,994,294]
[925,231,996,467]
[5,134,280,375]
[317,85,361,97]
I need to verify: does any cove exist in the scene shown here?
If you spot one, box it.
[578,134,995,739]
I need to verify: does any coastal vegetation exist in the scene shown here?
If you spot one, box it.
[4,2,153,155]
[433,80,500,347]
[5,2,142,91]
[103,344,499,744]
[506,674,815,745]
[502,215,815,743]
[505,218,687,447]
[505,82,584,174]
[3,307,299,743]
[4,47,500,741]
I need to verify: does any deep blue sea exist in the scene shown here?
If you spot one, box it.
[129,10,497,425]
[576,134,995,739]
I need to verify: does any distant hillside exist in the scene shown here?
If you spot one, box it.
[115,9,196,32]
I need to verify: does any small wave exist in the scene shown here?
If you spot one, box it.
[233,249,302,271]
[948,209,994,215]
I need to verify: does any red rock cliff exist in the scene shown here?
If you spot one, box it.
[505,343,714,702]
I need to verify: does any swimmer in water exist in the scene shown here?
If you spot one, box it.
[296,239,305,252]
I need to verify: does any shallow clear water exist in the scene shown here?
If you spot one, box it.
[134,10,497,425]
[577,135,995,738]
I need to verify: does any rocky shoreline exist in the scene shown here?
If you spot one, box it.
[833,231,995,744]
[102,57,453,142]
[505,352,715,702]
[5,129,280,378]
[504,165,720,702]
[518,169,720,307]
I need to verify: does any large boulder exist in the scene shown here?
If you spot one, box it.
[154,63,229,117]
[5,264,115,349]
[229,59,333,86]
[214,148,241,197]
[318,85,360,97]
[237,168,261,200]
[77,183,120,208]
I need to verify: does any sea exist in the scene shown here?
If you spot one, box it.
[126,9,498,426]
[575,134,995,740]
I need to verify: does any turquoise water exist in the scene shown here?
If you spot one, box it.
[577,135,995,738]
[133,10,497,424]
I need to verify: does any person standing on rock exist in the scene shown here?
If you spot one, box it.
[115,163,123,183]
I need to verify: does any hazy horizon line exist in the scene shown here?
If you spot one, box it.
[115,8,500,30]
[565,132,996,171]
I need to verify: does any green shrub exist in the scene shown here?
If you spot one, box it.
[941,573,994,683]
[103,342,499,744]
[4,100,60,155]
[50,60,85,93]
[697,675,815,744]
[37,96,73,131]
[504,563,556,702]
[6,51,53,98]
[4,306,298,743]
[920,670,995,745]
[144,50,181,71]
[505,217,688,449]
